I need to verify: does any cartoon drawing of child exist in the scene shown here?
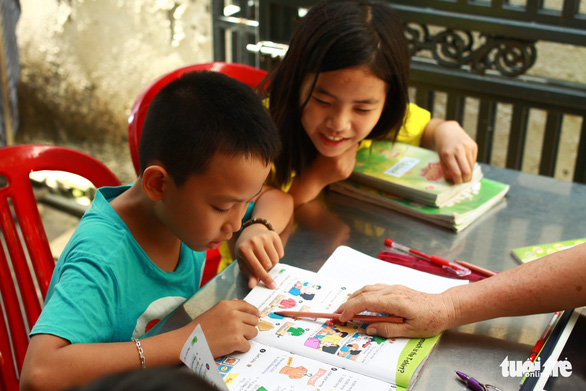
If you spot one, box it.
[337,343,361,361]
[288,282,321,300]
[300,283,321,300]
[279,365,309,379]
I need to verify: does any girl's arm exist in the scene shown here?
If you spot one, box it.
[420,118,478,184]
[289,144,359,208]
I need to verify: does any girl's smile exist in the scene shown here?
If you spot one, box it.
[300,65,387,157]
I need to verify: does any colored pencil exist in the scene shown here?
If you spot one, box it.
[453,260,497,277]
[274,311,403,323]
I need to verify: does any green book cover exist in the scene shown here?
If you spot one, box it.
[330,178,509,232]
[511,238,586,263]
[351,141,483,207]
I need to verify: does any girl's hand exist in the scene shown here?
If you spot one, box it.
[235,224,284,289]
[192,299,260,358]
[423,119,478,184]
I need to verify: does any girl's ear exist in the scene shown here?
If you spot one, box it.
[141,165,170,201]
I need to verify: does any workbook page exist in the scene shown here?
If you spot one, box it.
[318,246,468,292]
[216,341,401,391]
[243,263,440,387]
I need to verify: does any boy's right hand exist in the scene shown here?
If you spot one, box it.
[194,299,260,358]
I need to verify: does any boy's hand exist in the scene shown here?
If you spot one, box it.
[433,120,478,184]
[336,284,454,338]
[195,299,260,358]
[236,224,284,289]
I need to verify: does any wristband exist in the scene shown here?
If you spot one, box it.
[132,338,146,370]
[241,217,274,232]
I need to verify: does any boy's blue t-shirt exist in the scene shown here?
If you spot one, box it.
[31,185,206,343]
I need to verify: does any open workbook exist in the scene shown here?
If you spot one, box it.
[181,246,467,390]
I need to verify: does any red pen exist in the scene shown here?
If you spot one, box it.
[384,238,471,277]
[527,311,562,362]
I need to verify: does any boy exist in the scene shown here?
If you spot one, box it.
[21,71,288,390]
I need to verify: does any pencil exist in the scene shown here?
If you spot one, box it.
[274,311,403,323]
[454,260,497,277]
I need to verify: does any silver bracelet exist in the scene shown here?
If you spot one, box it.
[132,338,146,370]
[241,217,274,231]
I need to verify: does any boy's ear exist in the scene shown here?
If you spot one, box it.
[141,165,170,201]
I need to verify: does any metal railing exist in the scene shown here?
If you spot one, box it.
[212,0,586,183]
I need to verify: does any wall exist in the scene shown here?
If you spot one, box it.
[16,0,213,183]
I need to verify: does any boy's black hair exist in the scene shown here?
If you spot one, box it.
[264,0,410,188]
[139,70,281,186]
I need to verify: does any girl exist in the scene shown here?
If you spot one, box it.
[264,0,478,207]
[239,0,478,289]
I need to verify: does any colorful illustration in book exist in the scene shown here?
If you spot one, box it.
[288,281,322,300]
[257,320,274,331]
[420,162,443,182]
[276,322,295,337]
[278,298,297,308]
[269,294,286,308]
[216,356,240,378]
[279,365,310,379]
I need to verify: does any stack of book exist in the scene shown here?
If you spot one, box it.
[329,141,510,232]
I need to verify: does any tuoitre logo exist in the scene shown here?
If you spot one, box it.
[500,356,573,378]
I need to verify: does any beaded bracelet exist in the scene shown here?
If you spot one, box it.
[241,217,274,232]
[132,338,146,370]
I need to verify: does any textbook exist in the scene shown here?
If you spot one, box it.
[182,246,467,390]
[330,178,509,232]
[351,141,483,207]
[511,238,586,264]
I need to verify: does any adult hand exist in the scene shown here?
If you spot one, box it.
[337,284,455,338]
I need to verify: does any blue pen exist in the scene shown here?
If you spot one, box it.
[456,371,504,391]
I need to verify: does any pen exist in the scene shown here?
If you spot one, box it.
[527,311,562,362]
[274,311,403,323]
[455,371,483,391]
[456,371,503,391]
[384,238,471,277]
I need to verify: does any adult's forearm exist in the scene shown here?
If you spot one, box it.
[443,243,586,329]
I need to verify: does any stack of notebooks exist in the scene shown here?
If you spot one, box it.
[329,141,510,232]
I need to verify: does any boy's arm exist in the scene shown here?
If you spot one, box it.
[20,300,259,391]
[420,118,478,184]
[235,186,294,289]
[337,243,586,338]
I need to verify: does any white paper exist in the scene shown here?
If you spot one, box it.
[318,246,468,293]
[180,324,229,391]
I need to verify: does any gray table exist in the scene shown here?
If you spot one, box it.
[148,164,586,390]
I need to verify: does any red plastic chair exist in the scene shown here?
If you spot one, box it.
[127,62,268,286]
[128,61,268,176]
[0,144,121,391]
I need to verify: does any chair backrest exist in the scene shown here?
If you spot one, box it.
[0,144,121,391]
[127,61,268,176]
